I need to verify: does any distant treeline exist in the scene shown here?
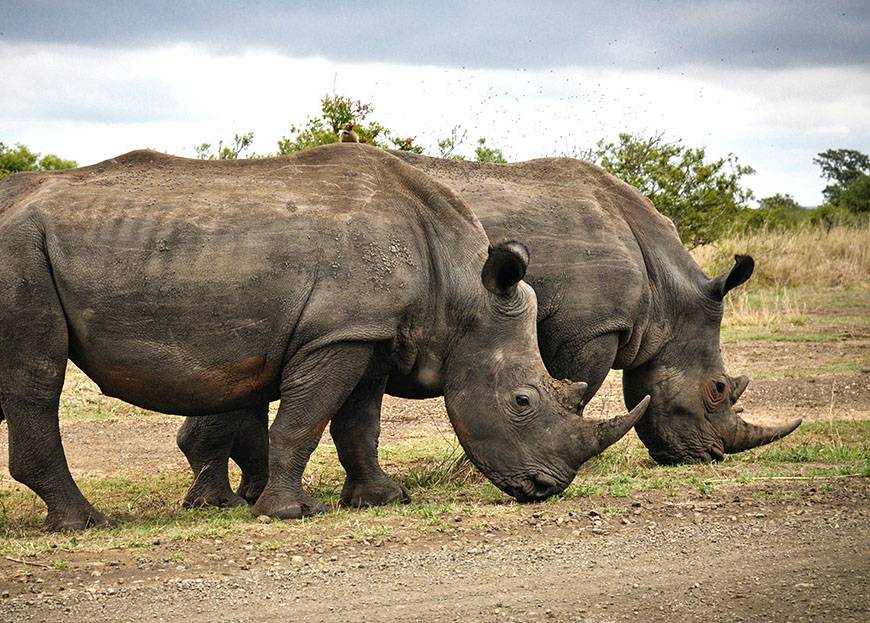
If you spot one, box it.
[3,95,867,248]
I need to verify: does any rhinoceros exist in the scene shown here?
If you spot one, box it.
[179,150,801,506]
[0,143,649,530]
[392,152,801,464]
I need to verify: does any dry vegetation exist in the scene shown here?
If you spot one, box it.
[692,225,870,288]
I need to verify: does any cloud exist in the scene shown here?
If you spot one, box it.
[2,1,868,70]
[2,42,868,206]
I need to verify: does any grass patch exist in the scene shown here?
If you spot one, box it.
[0,421,866,555]
[721,331,843,343]
[715,286,868,349]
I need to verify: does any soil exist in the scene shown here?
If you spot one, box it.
[0,337,868,621]
[0,480,867,622]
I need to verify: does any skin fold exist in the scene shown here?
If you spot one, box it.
[179,150,800,510]
[0,144,647,530]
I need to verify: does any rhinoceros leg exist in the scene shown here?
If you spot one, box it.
[0,256,110,531]
[231,405,269,503]
[175,405,269,506]
[252,342,373,520]
[177,411,250,508]
[330,375,411,507]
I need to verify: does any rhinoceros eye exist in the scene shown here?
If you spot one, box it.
[508,386,541,421]
[714,381,727,394]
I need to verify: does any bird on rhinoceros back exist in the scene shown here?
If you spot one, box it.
[339,122,360,143]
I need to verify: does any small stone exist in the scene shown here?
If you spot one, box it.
[290,555,304,565]
[256,515,272,524]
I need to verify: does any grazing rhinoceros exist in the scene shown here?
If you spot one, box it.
[390,152,801,465]
[179,150,800,505]
[0,143,648,530]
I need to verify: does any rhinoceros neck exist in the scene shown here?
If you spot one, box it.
[386,151,714,373]
[615,198,718,369]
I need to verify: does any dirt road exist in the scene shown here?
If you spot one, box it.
[1,479,867,622]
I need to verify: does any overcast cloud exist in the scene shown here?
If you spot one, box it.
[3,1,868,69]
[1,1,868,205]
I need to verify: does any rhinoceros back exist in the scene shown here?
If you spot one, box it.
[0,144,480,416]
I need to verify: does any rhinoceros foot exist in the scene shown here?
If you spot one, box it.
[44,505,113,532]
[341,476,411,508]
[252,490,326,520]
[183,471,248,509]
[183,489,248,509]
[236,474,268,505]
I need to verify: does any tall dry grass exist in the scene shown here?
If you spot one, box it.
[720,287,807,330]
[692,225,870,288]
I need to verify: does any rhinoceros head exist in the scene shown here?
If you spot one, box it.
[624,255,801,464]
[444,241,650,501]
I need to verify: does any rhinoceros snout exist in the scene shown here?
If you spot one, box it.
[505,471,567,503]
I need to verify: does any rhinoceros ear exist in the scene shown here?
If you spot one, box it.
[482,240,529,296]
[710,254,754,300]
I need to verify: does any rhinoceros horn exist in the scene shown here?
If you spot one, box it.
[724,375,801,452]
[576,395,651,461]
[726,416,802,453]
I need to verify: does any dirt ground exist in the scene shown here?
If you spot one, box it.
[0,480,867,623]
[1,314,868,621]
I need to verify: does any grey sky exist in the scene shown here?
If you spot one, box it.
[1,1,868,206]
[3,1,868,70]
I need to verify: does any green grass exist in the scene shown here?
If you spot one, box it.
[720,331,845,344]
[2,420,865,556]
[718,286,869,343]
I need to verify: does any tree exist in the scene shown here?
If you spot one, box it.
[437,126,468,160]
[758,193,801,212]
[837,172,870,214]
[389,135,425,154]
[0,141,77,180]
[277,95,420,155]
[473,137,507,164]
[813,149,870,208]
[276,98,502,161]
[584,133,755,247]
[195,131,255,160]
[738,193,810,231]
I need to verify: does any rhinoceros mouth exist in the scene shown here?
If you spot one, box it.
[503,471,569,502]
[649,444,725,465]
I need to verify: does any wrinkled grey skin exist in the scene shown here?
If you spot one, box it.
[180,152,799,505]
[392,153,800,465]
[0,144,647,530]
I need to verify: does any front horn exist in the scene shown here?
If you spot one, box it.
[726,416,802,453]
[576,396,651,464]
